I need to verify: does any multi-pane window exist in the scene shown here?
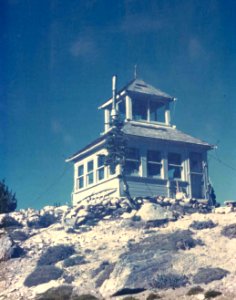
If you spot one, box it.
[97,155,105,181]
[147,150,162,178]
[190,152,203,173]
[168,153,182,179]
[125,148,140,176]
[87,160,94,185]
[77,165,84,189]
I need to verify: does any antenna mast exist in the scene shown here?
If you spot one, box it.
[111,75,118,120]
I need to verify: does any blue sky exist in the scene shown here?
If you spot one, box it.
[1,0,236,209]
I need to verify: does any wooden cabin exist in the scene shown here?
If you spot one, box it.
[66,77,214,205]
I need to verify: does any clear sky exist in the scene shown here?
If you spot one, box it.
[1,0,236,209]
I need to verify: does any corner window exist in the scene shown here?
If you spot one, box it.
[77,165,84,189]
[190,152,203,173]
[87,160,94,185]
[97,155,105,181]
[125,148,140,176]
[147,150,162,178]
[168,153,182,179]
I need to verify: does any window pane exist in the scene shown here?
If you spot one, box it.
[78,165,84,176]
[98,155,105,167]
[118,100,126,120]
[147,163,162,178]
[133,98,147,120]
[126,148,139,160]
[168,153,181,165]
[87,172,94,184]
[150,101,165,122]
[78,177,84,189]
[98,167,105,180]
[125,161,140,176]
[190,152,203,172]
[147,150,161,162]
[87,160,94,172]
[168,165,182,179]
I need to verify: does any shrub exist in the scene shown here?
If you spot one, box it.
[190,220,216,230]
[204,290,222,299]
[38,213,59,228]
[151,273,189,289]
[72,295,99,300]
[37,245,75,266]
[112,288,146,296]
[193,267,229,284]
[63,255,87,268]
[0,180,17,214]
[187,286,204,295]
[35,284,73,299]
[10,244,25,258]
[0,215,22,228]
[146,293,162,299]
[221,224,236,239]
[9,230,28,241]
[24,265,63,287]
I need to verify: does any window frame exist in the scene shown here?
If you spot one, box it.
[168,152,183,180]
[147,150,163,178]
[97,155,106,181]
[77,164,84,190]
[125,147,140,176]
[86,160,94,185]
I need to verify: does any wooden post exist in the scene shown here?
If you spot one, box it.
[104,109,110,132]
[125,95,132,120]
[165,103,171,125]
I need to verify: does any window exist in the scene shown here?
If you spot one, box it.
[97,155,105,181]
[150,101,165,123]
[132,98,147,121]
[147,150,162,178]
[125,148,140,176]
[168,153,182,179]
[190,152,203,173]
[77,165,84,189]
[87,160,94,185]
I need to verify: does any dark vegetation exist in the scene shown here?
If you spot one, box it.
[204,290,222,299]
[187,286,204,295]
[63,255,87,268]
[27,213,59,228]
[0,215,22,228]
[146,293,162,299]
[190,220,216,230]
[193,267,229,284]
[0,180,17,214]
[221,223,236,239]
[112,288,146,296]
[37,245,75,266]
[128,230,203,253]
[35,284,73,300]
[151,273,188,289]
[24,265,63,287]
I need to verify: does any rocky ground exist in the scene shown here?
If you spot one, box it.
[0,195,236,300]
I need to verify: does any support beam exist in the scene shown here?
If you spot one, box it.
[104,109,110,132]
[125,95,132,120]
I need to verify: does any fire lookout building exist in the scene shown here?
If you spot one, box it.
[66,77,213,205]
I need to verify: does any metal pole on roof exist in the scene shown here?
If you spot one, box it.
[134,64,137,79]
[111,75,118,119]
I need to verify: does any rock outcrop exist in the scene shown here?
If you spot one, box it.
[0,196,235,300]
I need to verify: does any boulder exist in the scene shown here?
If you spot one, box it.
[136,203,173,222]
[0,232,25,261]
[214,206,232,214]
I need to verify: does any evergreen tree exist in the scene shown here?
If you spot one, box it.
[0,180,17,213]
[104,116,136,208]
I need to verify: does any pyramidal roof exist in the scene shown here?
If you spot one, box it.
[126,79,173,100]
[99,78,174,109]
